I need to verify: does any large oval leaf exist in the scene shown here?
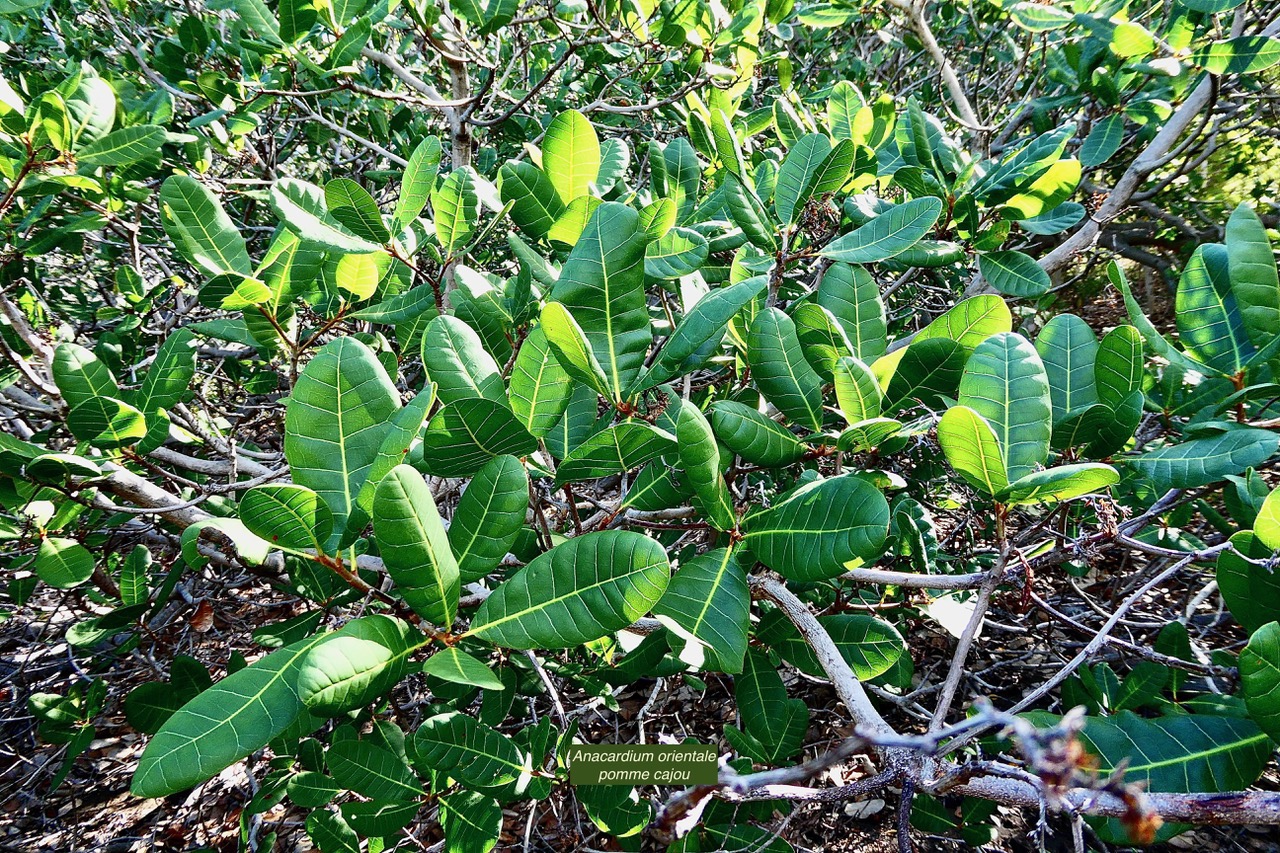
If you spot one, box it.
[373,465,461,626]
[508,325,574,439]
[499,160,565,240]
[285,337,400,539]
[675,404,736,532]
[743,474,890,581]
[747,307,825,432]
[554,422,675,485]
[818,197,941,264]
[1126,428,1278,491]
[421,314,505,406]
[419,398,537,478]
[938,404,1008,495]
[241,484,333,554]
[541,109,600,204]
[160,175,252,276]
[1035,313,1098,423]
[1216,530,1280,634]
[448,454,529,583]
[1240,621,1280,742]
[411,712,525,786]
[760,610,906,680]
[1176,243,1255,374]
[297,615,420,714]
[1225,203,1280,350]
[467,531,671,649]
[708,400,805,467]
[653,548,749,673]
[815,262,886,362]
[956,332,1052,482]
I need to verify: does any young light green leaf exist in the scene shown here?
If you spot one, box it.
[938,405,1008,495]
[433,167,479,254]
[833,355,882,424]
[395,136,443,228]
[999,463,1119,506]
[542,109,600,203]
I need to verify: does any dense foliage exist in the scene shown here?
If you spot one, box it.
[2,0,1280,849]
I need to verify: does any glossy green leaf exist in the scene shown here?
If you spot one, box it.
[298,615,419,715]
[883,337,967,413]
[78,124,164,166]
[1110,261,1210,376]
[1035,313,1098,422]
[160,175,252,276]
[914,294,1013,352]
[422,314,505,406]
[747,307,825,432]
[744,474,890,581]
[724,173,778,251]
[440,790,503,853]
[956,332,1052,481]
[1094,325,1144,408]
[938,405,1008,495]
[644,226,708,279]
[499,160,565,240]
[433,167,479,254]
[508,325,573,438]
[373,465,461,626]
[66,396,147,448]
[1257,488,1280,551]
[819,197,941,264]
[979,250,1051,298]
[999,463,1119,505]
[35,537,95,589]
[468,531,670,649]
[419,398,537,478]
[1126,429,1278,491]
[1217,530,1280,634]
[1240,621,1280,742]
[1079,115,1124,167]
[540,301,611,399]
[270,178,381,254]
[555,422,675,485]
[1176,243,1255,374]
[328,738,423,801]
[448,454,528,583]
[411,712,525,786]
[793,302,853,379]
[774,133,831,225]
[325,178,390,244]
[421,647,505,690]
[761,611,905,681]
[354,387,436,516]
[285,337,400,538]
[834,355,881,424]
[132,634,330,797]
[542,109,600,203]
[815,262,886,362]
[653,548,748,673]
[241,484,333,554]
[394,135,442,228]
[708,400,805,466]
[1194,36,1280,75]
[1225,203,1280,350]
[676,404,736,531]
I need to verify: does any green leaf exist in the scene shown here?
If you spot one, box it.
[241,484,333,554]
[327,738,423,801]
[1257,488,1280,551]
[373,465,461,626]
[1176,243,1255,374]
[914,294,1013,351]
[133,328,197,450]
[819,197,942,264]
[555,422,675,486]
[468,531,670,649]
[355,387,437,516]
[636,276,767,391]
[838,417,904,453]
[1002,158,1081,220]
[978,250,1051,298]
[549,202,651,402]
[419,398,537,478]
[882,337,967,413]
[1110,261,1214,375]
[433,167,479,254]
[333,253,384,301]
[644,227,708,279]
[448,454,529,583]
[77,124,164,166]
[638,198,677,241]
[1034,314,1099,422]
[540,301,611,399]
[793,302,854,379]
[542,109,600,203]
[711,108,746,177]
[999,463,1119,506]
[1225,203,1280,350]
[1194,36,1280,75]
[547,195,603,247]
[160,175,252,276]
[411,712,525,786]
[1094,325,1144,408]
[731,648,808,764]
[270,178,382,254]
[938,405,1008,495]
[500,160,565,240]
[653,548,748,673]
[826,81,865,141]
[724,173,778,251]
[325,178,390,244]
[132,634,329,797]
[956,332,1052,482]
[1240,621,1280,742]
[422,647,505,690]
[708,400,805,466]
[1217,530,1280,634]
[508,325,574,439]
[743,474,890,581]
[306,809,359,853]
[834,355,882,424]
[66,396,147,448]
[35,537,94,589]
[661,138,701,224]
[676,404,736,532]
[1126,429,1279,491]
[815,262,886,362]
[747,307,825,432]
[1111,20,1155,58]
[1023,710,1271,844]
[395,136,443,229]
[421,315,505,406]
[761,611,906,681]
[287,771,340,808]
[440,790,503,853]
[340,800,418,836]
[285,337,400,538]
[278,0,318,42]
[298,615,419,715]
[1080,115,1124,168]
[774,133,831,225]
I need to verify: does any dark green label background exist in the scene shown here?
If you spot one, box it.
[567,745,718,785]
